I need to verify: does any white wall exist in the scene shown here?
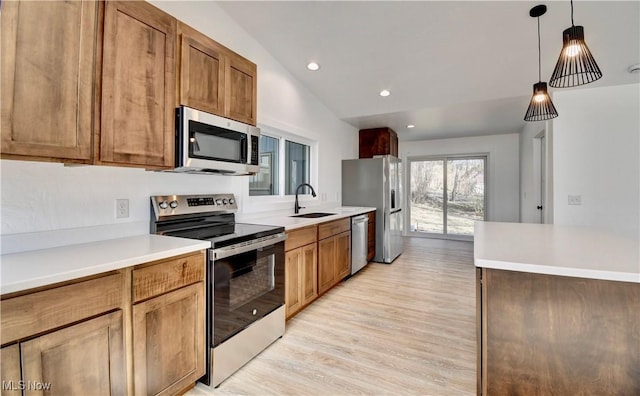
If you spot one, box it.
[552,83,639,240]
[399,133,520,228]
[0,1,357,250]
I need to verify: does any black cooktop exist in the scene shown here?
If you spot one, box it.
[166,222,284,248]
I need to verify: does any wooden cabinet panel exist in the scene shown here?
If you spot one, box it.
[285,226,317,251]
[21,310,126,396]
[1,272,123,345]
[334,231,351,281]
[359,127,398,158]
[318,218,350,240]
[177,22,225,116]
[133,282,205,396]
[367,211,376,262]
[225,51,257,126]
[0,0,99,162]
[100,0,176,168]
[285,248,303,317]
[285,242,318,319]
[301,243,318,305]
[132,251,205,303]
[318,237,336,295]
[1,345,21,396]
[479,268,640,395]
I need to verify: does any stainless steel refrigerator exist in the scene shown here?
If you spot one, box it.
[342,155,403,263]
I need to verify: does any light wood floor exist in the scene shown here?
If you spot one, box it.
[188,237,476,395]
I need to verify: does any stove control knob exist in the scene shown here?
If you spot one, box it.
[229,198,235,205]
[252,309,257,316]
[222,198,228,205]
[215,199,222,205]
[169,200,179,209]
[159,200,169,209]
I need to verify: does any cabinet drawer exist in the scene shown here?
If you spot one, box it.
[133,251,205,303]
[318,218,350,240]
[1,272,123,345]
[286,225,318,251]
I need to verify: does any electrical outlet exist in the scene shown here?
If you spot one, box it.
[116,199,129,218]
[568,195,582,206]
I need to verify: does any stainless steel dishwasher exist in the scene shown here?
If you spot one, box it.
[351,214,369,275]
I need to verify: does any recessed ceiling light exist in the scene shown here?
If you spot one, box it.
[307,62,320,71]
[407,124,415,129]
[379,89,391,97]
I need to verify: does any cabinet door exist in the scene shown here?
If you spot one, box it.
[225,51,257,126]
[285,248,303,318]
[301,243,318,305]
[133,282,205,396]
[0,0,99,161]
[178,22,225,116]
[318,237,336,295]
[367,212,376,261]
[20,310,126,396]
[1,345,21,396]
[335,231,351,281]
[100,0,176,168]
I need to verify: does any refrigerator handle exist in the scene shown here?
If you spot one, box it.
[391,189,396,209]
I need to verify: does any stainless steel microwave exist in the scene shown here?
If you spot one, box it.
[174,106,260,175]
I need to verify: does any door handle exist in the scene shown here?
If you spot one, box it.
[537,205,543,210]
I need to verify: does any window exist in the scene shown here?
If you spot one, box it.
[408,155,487,240]
[249,129,314,197]
[249,136,279,196]
[284,141,310,195]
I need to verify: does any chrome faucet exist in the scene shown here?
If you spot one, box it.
[294,183,317,214]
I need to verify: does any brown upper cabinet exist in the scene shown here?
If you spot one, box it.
[178,23,257,126]
[177,22,226,117]
[1,0,258,168]
[359,127,398,158]
[99,1,176,169]
[0,0,101,163]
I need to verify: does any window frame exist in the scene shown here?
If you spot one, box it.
[246,124,318,204]
[406,153,489,241]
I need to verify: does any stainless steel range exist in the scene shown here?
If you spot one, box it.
[150,194,286,387]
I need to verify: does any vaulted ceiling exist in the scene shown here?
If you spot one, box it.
[218,1,639,141]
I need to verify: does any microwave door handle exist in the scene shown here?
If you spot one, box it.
[190,135,201,152]
[241,135,248,162]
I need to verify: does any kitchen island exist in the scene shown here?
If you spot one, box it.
[474,222,639,395]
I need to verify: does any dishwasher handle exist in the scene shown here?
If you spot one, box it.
[351,215,369,224]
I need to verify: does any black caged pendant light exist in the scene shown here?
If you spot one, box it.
[525,5,558,122]
[549,0,602,87]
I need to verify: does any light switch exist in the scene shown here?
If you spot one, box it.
[568,195,582,205]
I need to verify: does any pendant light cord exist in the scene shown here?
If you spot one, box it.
[537,16,541,82]
[571,0,575,26]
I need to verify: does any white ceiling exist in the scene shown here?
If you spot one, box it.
[218,1,640,141]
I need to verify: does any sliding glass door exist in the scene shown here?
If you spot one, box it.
[408,156,486,239]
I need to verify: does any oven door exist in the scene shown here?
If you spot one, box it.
[211,235,285,346]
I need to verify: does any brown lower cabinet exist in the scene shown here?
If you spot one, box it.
[133,282,205,396]
[477,267,640,395]
[0,250,206,396]
[366,211,376,261]
[285,225,318,319]
[318,218,351,295]
[21,310,126,396]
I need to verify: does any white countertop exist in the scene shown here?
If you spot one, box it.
[243,206,376,230]
[474,222,640,283]
[0,234,211,295]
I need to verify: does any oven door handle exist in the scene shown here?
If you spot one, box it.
[212,232,287,260]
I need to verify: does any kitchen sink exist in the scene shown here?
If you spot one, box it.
[290,212,336,218]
